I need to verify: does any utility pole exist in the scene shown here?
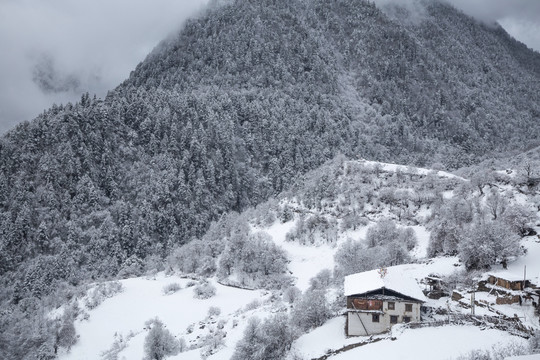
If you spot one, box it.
[523,265,527,290]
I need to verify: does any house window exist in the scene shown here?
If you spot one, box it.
[372,314,380,323]
[405,303,413,312]
[403,316,411,323]
[388,302,395,310]
[390,315,398,324]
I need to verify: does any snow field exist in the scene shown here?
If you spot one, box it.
[60,275,263,360]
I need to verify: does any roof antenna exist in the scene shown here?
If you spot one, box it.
[378,268,387,296]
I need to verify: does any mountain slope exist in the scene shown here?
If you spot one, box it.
[2,0,540,281]
[57,158,540,360]
[2,1,540,357]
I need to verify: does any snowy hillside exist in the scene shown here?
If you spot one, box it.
[55,159,540,360]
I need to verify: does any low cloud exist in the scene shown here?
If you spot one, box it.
[0,0,208,134]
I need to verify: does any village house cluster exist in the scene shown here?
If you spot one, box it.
[344,267,540,337]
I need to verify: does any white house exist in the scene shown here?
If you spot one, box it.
[344,268,426,336]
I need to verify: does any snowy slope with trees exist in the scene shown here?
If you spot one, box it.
[54,158,540,360]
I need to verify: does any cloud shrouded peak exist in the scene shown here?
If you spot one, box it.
[0,0,209,133]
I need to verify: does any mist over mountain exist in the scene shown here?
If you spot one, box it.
[1,1,540,357]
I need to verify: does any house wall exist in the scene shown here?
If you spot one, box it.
[347,300,421,336]
[488,276,527,291]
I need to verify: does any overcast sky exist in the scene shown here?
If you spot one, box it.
[0,0,539,134]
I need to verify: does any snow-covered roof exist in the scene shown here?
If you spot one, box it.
[344,267,426,301]
[488,271,529,282]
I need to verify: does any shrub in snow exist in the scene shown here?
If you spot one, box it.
[491,341,530,360]
[279,204,294,223]
[455,341,529,360]
[458,220,523,270]
[283,286,302,304]
[427,197,476,257]
[399,227,418,251]
[85,281,123,310]
[529,331,540,354]
[193,281,216,299]
[231,315,295,360]
[244,299,261,311]
[169,239,216,276]
[441,270,480,294]
[118,255,145,278]
[334,239,406,279]
[101,333,132,360]
[427,220,460,257]
[309,269,333,290]
[186,280,197,287]
[207,306,221,317]
[178,337,187,353]
[162,283,181,295]
[54,308,78,352]
[501,204,536,236]
[251,199,278,227]
[36,343,56,360]
[340,212,369,231]
[285,214,338,245]
[143,318,180,360]
[199,328,226,357]
[291,289,332,331]
[217,231,290,289]
[366,219,396,247]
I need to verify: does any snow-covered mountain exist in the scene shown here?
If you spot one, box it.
[3,0,540,358]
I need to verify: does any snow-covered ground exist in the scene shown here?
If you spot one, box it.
[293,319,528,360]
[330,325,527,360]
[59,275,264,360]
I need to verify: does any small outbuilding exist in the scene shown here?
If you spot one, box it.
[487,273,530,291]
[344,268,426,336]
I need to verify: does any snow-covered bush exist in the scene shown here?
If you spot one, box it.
[55,306,78,352]
[455,341,529,360]
[279,204,294,223]
[207,306,221,317]
[283,286,302,304]
[143,318,181,360]
[334,237,410,279]
[169,239,216,276]
[530,331,540,353]
[193,281,216,299]
[218,231,290,289]
[309,269,333,290]
[291,289,332,331]
[162,283,181,295]
[251,198,278,227]
[286,214,338,245]
[365,219,416,249]
[199,328,226,357]
[101,333,133,360]
[244,299,261,311]
[427,220,460,257]
[84,281,123,310]
[340,212,369,231]
[231,315,295,360]
[441,270,480,294]
[118,255,145,279]
[458,220,523,270]
[501,204,536,236]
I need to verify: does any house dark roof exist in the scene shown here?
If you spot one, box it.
[344,268,426,302]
